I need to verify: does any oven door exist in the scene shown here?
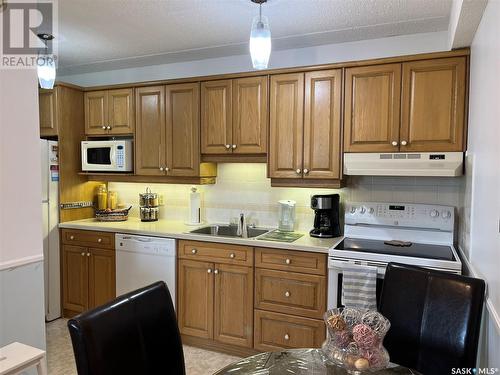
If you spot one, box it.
[82,144,116,171]
[327,258,386,310]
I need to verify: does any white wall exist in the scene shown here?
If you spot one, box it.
[0,69,46,351]
[58,31,448,87]
[460,0,500,367]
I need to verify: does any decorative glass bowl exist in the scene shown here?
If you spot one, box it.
[322,307,391,374]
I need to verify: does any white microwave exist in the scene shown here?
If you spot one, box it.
[81,140,133,172]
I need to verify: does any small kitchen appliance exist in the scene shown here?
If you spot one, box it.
[139,187,159,222]
[278,200,296,232]
[310,194,341,238]
[81,139,133,172]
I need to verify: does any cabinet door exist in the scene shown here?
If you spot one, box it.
[401,57,466,152]
[84,90,108,135]
[344,64,401,152]
[201,80,232,154]
[303,69,342,179]
[88,248,115,309]
[39,89,58,136]
[233,76,268,154]
[214,264,253,348]
[178,259,214,339]
[135,86,166,175]
[165,83,200,176]
[108,88,135,135]
[269,73,304,178]
[62,245,88,315]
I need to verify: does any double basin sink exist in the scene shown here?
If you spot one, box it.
[189,224,271,239]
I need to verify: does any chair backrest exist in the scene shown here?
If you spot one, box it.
[68,281,185,375]
[379,263,485,375]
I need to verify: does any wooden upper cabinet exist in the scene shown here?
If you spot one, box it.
[88,248,115,309]
[84,91,108,135]
[269,73,304,178]
[214,263,254,348]
[39,89,58,136]
[232,76,268,154]
[303,69,342,179]
[401,57,466,152]
[62,245,89,315]
[201,80,232,154]
[135,86,166,176]
[108,88,135,135]
[178,259,214,339]
[165,83,200,176]
[344,64,402,152]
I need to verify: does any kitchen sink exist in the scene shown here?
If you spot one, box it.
[189,225,271,239]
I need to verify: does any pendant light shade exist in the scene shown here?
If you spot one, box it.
[249,1,271,70]
[37,54,56,89]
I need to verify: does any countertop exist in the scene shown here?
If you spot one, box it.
[59,218,343,254]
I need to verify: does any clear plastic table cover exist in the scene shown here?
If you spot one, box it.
[213,349,422,375]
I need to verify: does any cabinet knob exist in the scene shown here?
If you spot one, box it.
[303,168,309,174]
[225,144,231,149]
[81,252,85,256]
[106,126,111,130]
[87,253,91,257]
[70,235,74,240]
[284,291,291,298]
[284,334,290,341]
[97,238,102,243]
[285,258,291,265]
[207,268,212,273]
[295,169,301,174]
[165,167,170,172]
[191,248,197,254]
[102,126,106,130]
[232,144,237,149]
[214,269,219,275]
[160,167,164,171]
[392,141,398,146]
[401,140,408,146]
[229,253,235,259]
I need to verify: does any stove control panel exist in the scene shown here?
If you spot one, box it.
[345,202,454,231]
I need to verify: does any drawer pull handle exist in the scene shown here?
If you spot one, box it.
[97,238,102,243]
[229,253,235,259]
[191,249,197,254]
[285,258,291,265]
[207,268,212,274]
[81,252,85,256]
[70,235,75,240]
[284,291,291,298]
[284,334,290,341]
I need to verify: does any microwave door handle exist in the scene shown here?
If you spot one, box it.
[110,146,116,167]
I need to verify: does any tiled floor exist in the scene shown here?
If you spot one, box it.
[46,319,241,375]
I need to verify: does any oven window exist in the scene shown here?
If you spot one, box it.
[336,273,385,308]
[87,147,111,165]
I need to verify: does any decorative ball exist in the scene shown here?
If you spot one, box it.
[344,354,358,369]
[352,324,379,349]
[360,348,389,370]
[354,358,370,371]
[361,310,391,337]
[333,330,352,348]
[341,307,362,328]
[327,314,347,331]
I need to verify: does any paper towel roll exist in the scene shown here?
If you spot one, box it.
[189,187,201,224]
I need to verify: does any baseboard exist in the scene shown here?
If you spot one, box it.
[457,245,500,336]
[181,335,259,358]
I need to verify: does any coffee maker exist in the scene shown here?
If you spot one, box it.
[310,194,341,238]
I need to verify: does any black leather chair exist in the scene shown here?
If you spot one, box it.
[68,281,185,375]
[379,263,485,375]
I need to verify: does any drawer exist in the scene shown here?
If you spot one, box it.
[61,229,114,250]
[255,248,327,275]
[178,240,253,266]
[254,310,325,351]
[255,268,326,319]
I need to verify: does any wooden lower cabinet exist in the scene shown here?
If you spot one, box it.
[62,245,89,316]
[254,310,325,351]
[88,248,116,309]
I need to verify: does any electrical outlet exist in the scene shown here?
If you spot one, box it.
[158,194,164,206]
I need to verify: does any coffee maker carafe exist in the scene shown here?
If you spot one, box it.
[310,194,341,238]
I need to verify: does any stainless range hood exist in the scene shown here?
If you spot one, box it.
[343,152,464,177]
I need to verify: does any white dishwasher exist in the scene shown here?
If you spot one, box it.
[115,234,176,307]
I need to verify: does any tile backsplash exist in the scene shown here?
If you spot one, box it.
[109,164,464,233]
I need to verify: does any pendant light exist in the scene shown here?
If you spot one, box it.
[249,0,271,70]
[37,33,56,89]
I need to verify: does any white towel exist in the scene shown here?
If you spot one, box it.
[342,264,378,310]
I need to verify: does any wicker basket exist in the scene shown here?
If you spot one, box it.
[95,207,131,222]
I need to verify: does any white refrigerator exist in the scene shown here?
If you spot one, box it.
[41,139,61,321]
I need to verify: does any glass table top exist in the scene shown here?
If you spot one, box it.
[213,349,421,375]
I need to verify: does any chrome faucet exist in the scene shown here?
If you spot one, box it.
[237,213,248,238]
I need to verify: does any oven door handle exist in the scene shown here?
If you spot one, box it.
[329,259,386,276]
